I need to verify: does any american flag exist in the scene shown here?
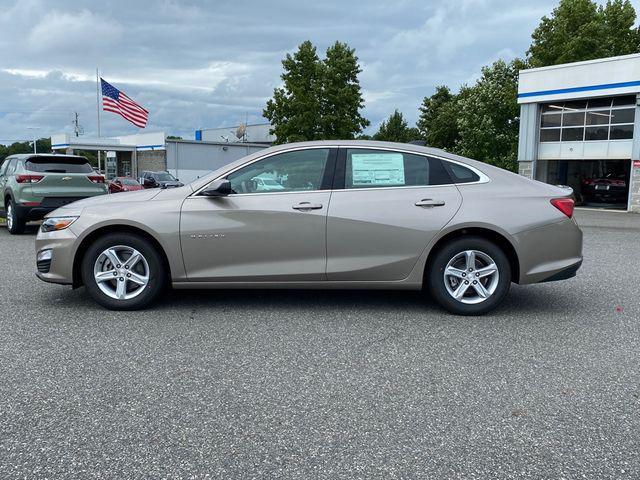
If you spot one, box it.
[101,78,149,128]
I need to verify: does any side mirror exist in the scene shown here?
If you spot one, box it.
[201,179,232,197]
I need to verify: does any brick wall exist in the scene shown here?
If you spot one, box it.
[518,161,533,179]
[137,151,166,174]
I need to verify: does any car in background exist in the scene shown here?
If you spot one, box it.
[139,171,184,189]
[108,177,144,194]
[35,140,583,315]
[0,154,107,234]
[580,173,628,205]
[252,176,285,191]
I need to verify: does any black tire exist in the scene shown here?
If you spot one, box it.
[6,198,26,235]
[81,232,166,310]
[427,236,511,316]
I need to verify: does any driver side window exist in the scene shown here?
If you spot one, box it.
[227,149,330,194]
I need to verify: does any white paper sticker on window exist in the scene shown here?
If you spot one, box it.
[351,153,405,186]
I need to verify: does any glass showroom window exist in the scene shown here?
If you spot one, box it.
[539,95,636,142]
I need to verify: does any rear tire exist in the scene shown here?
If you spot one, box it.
[81,232,166,310]
[427,236,511,316]
[6,198,25,235]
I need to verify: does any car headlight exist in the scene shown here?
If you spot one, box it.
[41,216,79,233]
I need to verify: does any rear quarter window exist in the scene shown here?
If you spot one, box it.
[443,162,481,184]
[26,156,93,174]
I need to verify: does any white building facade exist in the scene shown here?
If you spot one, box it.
[517,53,640,212]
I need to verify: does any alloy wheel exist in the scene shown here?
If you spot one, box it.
[93,245,150,300]
[443,250,499,305]
[6,203,13,231]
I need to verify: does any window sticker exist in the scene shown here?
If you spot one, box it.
[351,153,405,186]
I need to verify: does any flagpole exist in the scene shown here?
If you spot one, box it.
[96,68,101,173]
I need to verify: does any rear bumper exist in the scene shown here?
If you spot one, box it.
[14,197,92,221]
[514,218,583,285]
[537,259,582,283]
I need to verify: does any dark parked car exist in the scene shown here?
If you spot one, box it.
[138,171,183,189]
[581,173,628,204]
[108,177,144,194]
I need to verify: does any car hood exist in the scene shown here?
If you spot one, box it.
[46,189,163,217]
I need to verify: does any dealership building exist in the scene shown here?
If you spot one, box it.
[50,131,267,183]
[518,53,640,212]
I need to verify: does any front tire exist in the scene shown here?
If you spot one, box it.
[6,198,25,235]
[81,233,166,310]
[427,236,511,316]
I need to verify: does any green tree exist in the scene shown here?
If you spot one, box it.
[264,40,368,143]
[264,41,323,144]
[455,59,525,172]
[321,41,369,139]
[527,0,640,67]
[373,110,418,143]
[0,138,52,162]
[601,0,640,56]
[417,86,461,150]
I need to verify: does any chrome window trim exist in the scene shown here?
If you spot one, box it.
[189,144,490,198]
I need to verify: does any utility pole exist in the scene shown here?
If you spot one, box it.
[72,112,83,137]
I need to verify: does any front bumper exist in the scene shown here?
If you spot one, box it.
[34,227,78,285]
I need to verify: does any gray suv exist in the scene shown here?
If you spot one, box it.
[1,154,107,234]
[34,141,583,315]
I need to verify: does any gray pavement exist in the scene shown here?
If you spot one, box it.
[0,209,639,479]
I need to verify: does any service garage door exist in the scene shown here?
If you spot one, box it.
[537,159,630,210]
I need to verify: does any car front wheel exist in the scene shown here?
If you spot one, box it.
[81,233,166,310]
[428,236,511,315]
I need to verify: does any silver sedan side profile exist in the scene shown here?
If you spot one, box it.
[35,140,583,315]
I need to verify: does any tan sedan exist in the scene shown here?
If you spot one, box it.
[35,141,583,315]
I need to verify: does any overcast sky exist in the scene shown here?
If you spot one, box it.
[1,0,639,143]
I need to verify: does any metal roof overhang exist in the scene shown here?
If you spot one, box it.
[51,142,137,152]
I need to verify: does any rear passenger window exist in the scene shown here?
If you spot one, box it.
[444,162,480,184]
[344,149,451,188]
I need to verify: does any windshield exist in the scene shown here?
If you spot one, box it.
[154,173,177,181]
[120,178,140,186]
[262,179,280,185]
[26,156,93,174]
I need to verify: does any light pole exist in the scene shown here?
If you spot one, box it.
[26,127,40,154]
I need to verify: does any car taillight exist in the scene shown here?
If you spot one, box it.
[15,174,44,183]
[87,175,105,184]
[551,198,574,218]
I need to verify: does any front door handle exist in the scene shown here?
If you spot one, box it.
[292,202,323,211]
[415,199,446,207]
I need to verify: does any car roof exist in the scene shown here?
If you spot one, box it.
[4,153,87,161]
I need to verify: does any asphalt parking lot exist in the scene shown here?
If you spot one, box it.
[0,210,639,479]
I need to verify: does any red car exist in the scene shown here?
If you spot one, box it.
[108,177,144,194]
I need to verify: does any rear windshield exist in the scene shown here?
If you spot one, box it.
[26,156,93,174]
[154,172,177,181]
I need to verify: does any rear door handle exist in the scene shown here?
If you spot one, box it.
[415,199,446,207]
[292,202,323,211]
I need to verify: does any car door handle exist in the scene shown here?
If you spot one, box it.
[415,199,446,207]
[292,202,323,211]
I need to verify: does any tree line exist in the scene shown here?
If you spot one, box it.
[264,0,640,172]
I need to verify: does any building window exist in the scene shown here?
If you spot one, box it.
[539,95,636,142]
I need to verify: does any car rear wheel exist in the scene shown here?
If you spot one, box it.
[427,236,511,315]
[81,233,166,310]
[6,198,25,235]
